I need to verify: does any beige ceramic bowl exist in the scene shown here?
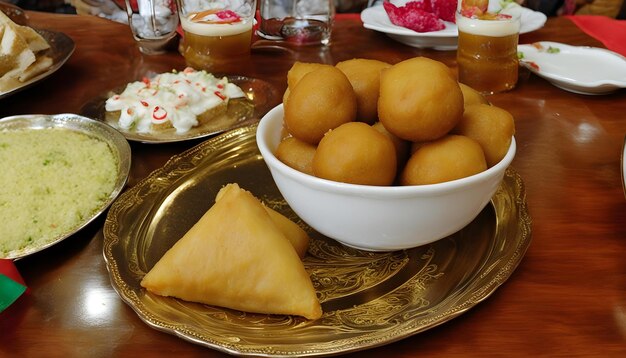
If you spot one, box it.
[256,104,516,251]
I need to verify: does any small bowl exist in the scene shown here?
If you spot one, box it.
[256,104,516,251]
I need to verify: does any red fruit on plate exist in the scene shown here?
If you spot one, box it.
[383,1,445,33]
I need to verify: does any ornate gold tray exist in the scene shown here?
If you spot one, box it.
[103,125,532,356]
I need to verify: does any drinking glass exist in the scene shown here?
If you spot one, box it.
[456,10,521,94]
[125,0,179,55]
[258,0,335,46]
[177,0,257,71]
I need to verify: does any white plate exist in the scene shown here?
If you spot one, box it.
[360,4,547,50]
[518,41,626,95]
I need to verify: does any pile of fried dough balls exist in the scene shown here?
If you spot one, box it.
[276,57,515,186]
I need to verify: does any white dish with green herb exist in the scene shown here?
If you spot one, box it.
[518,41,626,95]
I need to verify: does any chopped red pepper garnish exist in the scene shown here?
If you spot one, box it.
[217,84,224,89]
[528,61,540,71]
[214,91,226,100]
[142,77,151,87]
[140,100,149,107]
[126,108,134,115]
[153,106,168,120]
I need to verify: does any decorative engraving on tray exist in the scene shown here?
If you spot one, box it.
[102,126,532,356]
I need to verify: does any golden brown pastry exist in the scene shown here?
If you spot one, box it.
[141,183,322,320]
[284,65,357,144]
[335,58,392,124]
[459,83,489,108]
[313,122,397,186]
[213,184,311,259]
[400,135,487,185]
[275,136,317,177]
[378,57,464,142]
[453,104,515,167]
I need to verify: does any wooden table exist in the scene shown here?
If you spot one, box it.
[1,10,625,357]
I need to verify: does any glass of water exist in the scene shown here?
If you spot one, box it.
[125,0,179,55]
[258,0,335,46]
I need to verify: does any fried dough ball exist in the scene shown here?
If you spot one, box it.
[275,136,317,176]
[453,104,515,167]
[460,83,489,107]
[283,87,291,106]
[400,135,487,185]
[372,121,409,169]
[336,58,391,124]
[378,57,464,142]
[409,141,425,155]
[287,62,328,90]
[313,122,397,186]
[284,65,357,144]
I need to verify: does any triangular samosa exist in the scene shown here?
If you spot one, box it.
[140,183,322,320]
[215,186,310,258]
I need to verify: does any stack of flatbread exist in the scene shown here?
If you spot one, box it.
[0,11,53,92]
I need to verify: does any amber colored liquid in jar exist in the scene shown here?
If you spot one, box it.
[455,11,520,95]
[457,31,519,94]
[179,15,253,71]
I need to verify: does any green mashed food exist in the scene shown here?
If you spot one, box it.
[0,127,118,257]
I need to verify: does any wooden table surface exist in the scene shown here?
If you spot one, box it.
[1,9,625,357]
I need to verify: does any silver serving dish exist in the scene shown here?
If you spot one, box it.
[0,114,131,259]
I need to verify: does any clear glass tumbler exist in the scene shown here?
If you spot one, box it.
[258,0,335,46]
[126,0,179,55]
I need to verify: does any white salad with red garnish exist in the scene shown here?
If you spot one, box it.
[105,67,245,133]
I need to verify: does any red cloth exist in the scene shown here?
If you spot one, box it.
[0,259,25,286]
[0,259,28,313]
[566,15,626,57]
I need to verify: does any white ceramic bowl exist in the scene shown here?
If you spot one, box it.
[256,104,516,251]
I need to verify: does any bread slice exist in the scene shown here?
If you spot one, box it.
[140,183,322,320]
[18,54,52,82]
[0,11,51,91]
[149,118,174,132]
[0,24,35,75]
[14,25,49,53]
[196,100,228,125]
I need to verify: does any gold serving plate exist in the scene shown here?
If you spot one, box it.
[103,125,532,356]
